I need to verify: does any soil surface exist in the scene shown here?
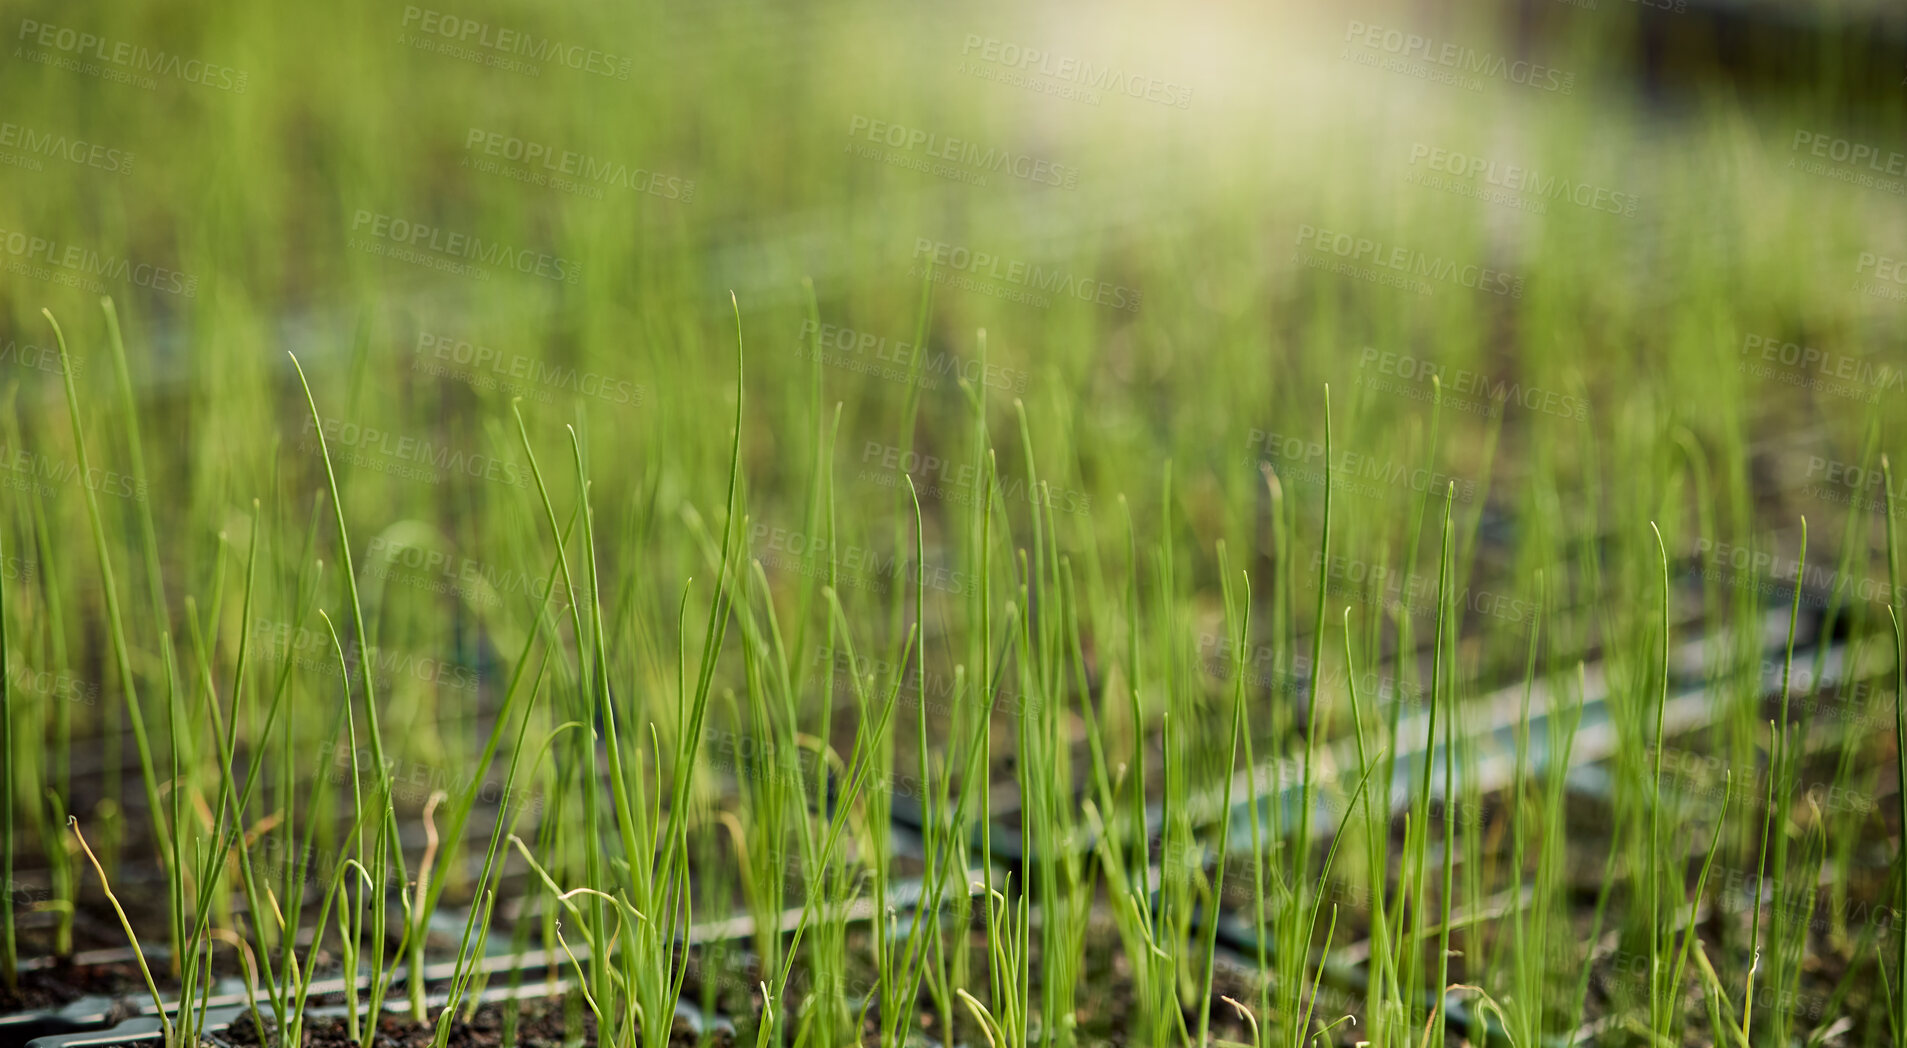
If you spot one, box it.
[0,958,166,1012]
[222,996,725,1048]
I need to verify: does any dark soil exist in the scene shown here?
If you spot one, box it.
[0,958,166,1012]
[223,996,727,1048]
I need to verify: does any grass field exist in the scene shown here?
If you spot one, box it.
[3,0,1907,1045]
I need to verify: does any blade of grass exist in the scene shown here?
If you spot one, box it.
[288,351,411,1025]
[45,308,170,949]
[0,518,11,990]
